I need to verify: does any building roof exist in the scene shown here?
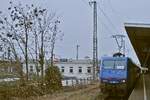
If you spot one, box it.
[54,59,93,64]
[20,59,100,65]
[125,23,150,67]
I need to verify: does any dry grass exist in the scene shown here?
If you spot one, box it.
[23,82,101,100]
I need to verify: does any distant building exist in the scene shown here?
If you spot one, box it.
[55,59,93,79]
[0,60,18,73]
[22,60,44,76]
[21,58,100,80]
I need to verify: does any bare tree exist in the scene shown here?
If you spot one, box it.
[0,2,36,80]
[0,1,62,82]
[30,6,58,79]
[0,32,25,82]
[50,20,60,67]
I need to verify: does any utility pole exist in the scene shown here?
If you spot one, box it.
[76,45,80,60]
[112,34,126,55]
[89,0,98,80]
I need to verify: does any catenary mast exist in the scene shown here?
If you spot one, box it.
[89,0,98,80]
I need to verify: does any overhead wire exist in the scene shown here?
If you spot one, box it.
[106,0,131,51]
[97,2,120,34]
[107,0,132,21]
[80,0,129,58]
[107,0,124,20]
[104,0,137,58]
[79,0,121,54]
[80,0,91,8]
[96,1,128,54]
[80,0,136,58]
[79,0,117,36]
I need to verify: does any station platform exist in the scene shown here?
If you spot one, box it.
[129,73,150,100]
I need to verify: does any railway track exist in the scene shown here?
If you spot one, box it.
[96,95,128,100]
[103,96,127,100]
[95,91,128,100]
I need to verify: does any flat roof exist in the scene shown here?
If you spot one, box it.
[125,23,150,28]
[125,23,150,68]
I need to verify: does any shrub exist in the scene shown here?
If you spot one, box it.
[44,66,62,92]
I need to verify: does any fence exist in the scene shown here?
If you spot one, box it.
[62,77,94,86]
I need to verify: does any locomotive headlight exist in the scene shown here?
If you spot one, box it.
[122,80,126,83]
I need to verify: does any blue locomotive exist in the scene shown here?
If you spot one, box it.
[100,54,140,98]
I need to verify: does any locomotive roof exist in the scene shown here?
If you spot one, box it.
[101,56,128,60]
[125,23,150,68]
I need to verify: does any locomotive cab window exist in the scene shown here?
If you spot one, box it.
[103,60,114,69]
[103,60,126,69]
[115,60,126,70]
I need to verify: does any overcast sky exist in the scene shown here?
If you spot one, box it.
[1,0,150,63]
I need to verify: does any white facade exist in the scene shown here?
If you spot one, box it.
[22,59,94,80]
[55,59,93,79]
[22,63,37,74]
[22,61,47,76]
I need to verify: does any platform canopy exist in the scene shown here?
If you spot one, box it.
[125,23,150,68]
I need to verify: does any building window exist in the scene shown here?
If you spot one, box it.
[87,67,91,73]
[61,66,64,73]
[30,66,33,72]
[78,67,82,73]
[69,67,73,73]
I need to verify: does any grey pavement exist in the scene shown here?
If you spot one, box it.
[129,73,150,100]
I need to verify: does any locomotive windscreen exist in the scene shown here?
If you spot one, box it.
[103,60,126,69]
